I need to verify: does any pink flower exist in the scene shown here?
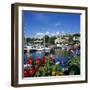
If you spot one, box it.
[50,54,54,59]
[50,54,55,63]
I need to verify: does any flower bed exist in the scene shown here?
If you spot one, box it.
[24,47,80,77]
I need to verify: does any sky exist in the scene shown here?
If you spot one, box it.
[23,11,80,38]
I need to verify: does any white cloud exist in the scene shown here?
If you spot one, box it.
[51,33,55,36]
[61,31,65,35]
[45,31,50,35]
[36,31,50,37]
[56,31,59,35]
[36,32,44,36]
[35,30,66,38]
[50,31,60,36]
[58,31,66,35]
[54,23,61,27]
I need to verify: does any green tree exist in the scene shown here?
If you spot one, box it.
[49,36,56,44]
[73,33,80,37]
[45,35,50,43]
[26,38,31,43]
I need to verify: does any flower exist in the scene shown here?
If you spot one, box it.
[52,71,56,76]
[59,72,64,75]
[43,57,47,64]
[24,70,29,77]
[36,58,41,65]
[27,57,33,65]
[28,59,33,65]
[55,61,60,65]
[50,54,55,63]
[58,51,62,57]
[28,67,35,77]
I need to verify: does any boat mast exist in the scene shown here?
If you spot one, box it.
[44,35,45,52]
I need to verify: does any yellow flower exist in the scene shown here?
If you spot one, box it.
[52,71,56,76]
[56,74,59,76]
[59,72,64,76]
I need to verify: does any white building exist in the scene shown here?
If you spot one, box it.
[55,37,63,44]
[54,36,69,44]
[73,36,80,41]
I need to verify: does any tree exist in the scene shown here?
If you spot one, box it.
[68,35,73,42]
[73,33,80,37]
[49,36,56,44]
[26,38,31,43]
[43,35,50,43]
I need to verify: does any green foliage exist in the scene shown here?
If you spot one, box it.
[61,50,70,57]
[68,56,80,75]
[49,36,56,44]
[43,35,50,43]
[68,56,80,68]
[73,33,80,37]
[34,55,62,77]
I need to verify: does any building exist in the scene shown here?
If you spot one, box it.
[54,36,69,44]
[55,37,64,44]
[73,36,80,41]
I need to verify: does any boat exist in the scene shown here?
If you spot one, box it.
[24,45,51,54]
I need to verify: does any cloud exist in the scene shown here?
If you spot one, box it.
[35,30,66,38]
[36,31,50,36]
[36,32,44,36]
[54,23,61,27]
[51,31,59,36]
[56,30,66,35]
[56,31,59,35]
[51,33,55,36]
[51,31,66,36]
[45,31,50,35]
[61,31,65,35]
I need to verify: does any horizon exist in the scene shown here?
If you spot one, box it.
[25,33,80,39]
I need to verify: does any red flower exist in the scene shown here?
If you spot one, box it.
[24,70,29,77]
[28,68,35,77]
[43,57,47,64]
[36,58,41,65]
[28,57,33,65]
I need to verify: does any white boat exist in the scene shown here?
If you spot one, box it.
[36,46,50,53]
[24,45,51,53]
